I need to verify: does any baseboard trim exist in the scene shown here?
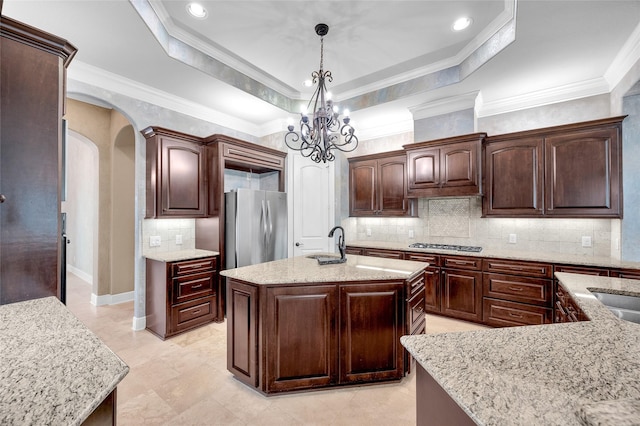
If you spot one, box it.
[90,291,134,306]
[132,315,146,331]
[67,265,93,285]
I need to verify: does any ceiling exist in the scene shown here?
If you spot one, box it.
[2,1,640,139]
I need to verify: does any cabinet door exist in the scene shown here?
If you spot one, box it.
[483,137,544,216]
[424,267,442,313]
[349,159,377,216]
[440,141,480,192]
[407,147,440,191]
[441,269,483,322]
[339,282,404,383]
[378,156,409,215]
[160,137,207,217]
[265,285,338,393]
[544,126,621,217]
[226,280,259,387]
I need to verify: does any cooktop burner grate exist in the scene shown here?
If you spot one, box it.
[409,242,483,253]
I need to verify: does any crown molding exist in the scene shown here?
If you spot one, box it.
[67,61,263,136]
[476,78,610,118]
[410,92,480,120]
[604,21,640,90]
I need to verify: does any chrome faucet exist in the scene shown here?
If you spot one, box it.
[328,226,346,261]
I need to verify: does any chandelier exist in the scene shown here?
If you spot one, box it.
[284,23,358,163]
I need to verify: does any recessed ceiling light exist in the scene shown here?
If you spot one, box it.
[187,3,207,19]
[452,17,472,31]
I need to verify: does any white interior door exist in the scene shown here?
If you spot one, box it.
[290,153,334,256]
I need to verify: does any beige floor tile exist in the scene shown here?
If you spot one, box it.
[65,272,486,425]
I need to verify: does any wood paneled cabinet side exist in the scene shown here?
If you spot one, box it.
[404,133,485,198]
[142,127,207,218]
[0,16,76,304]
[348,151,416,217]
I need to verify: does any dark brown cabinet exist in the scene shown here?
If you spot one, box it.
[143,127,207,218]
[440,256,483,322]
[405,252,441,314]
[483,137,544,216]
[362,248,405,259]
[0,16,76,304]
[554,282,587,323]
[349,151,416,217]
[145,256,220,339]
[483,116,624,218]
[482,258,553,327]
[404,133,485,198]
[227,277,407,394]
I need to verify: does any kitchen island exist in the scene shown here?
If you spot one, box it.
[401,272,640,425]
[220,254,428,394]
[0,297,129,425]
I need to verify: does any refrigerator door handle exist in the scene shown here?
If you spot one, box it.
[261,200,268,262]
[266,200,273,248]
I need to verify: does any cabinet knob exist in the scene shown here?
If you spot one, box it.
[0,194,5,203]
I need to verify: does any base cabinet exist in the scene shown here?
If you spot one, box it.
[146,256,220,339]
[440,256,483,322]
[227,278,407,394]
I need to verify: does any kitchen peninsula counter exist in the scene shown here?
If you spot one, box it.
[0,297,129,425]
[221,254,428,394]
[144,248,219,262]
[401,273,640,425]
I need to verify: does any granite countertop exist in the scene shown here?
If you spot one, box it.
[0,297,129,425]
[220,253,428,285]
[144,249,219,262]
[347,240,640,270]
[401,273,640,425]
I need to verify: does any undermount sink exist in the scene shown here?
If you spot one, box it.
[592,292,640,324]
[306,254,347,265]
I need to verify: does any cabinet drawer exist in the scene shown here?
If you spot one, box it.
[345,247,363,255]
[408,288,426,334]
[172,297,217,332]
[173,271,215,303]
[362,248,404,259]
[407,274,425,298]
[172,257,216,276]
[442,256,482,270]
[483,273,552,307]
[404,252,441,267]
[483,259,552,278]
[610,269,640,280]
[554,265,609,276]
[483,298,552,327]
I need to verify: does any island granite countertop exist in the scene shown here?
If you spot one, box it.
[220,253,428,285]
[0,297,129,425]
[401,273,640,425]
[348,240,640,270]
[144,249,219,262]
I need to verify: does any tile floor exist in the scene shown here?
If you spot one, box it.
[65,273,488,425]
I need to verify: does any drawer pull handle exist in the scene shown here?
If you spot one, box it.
[414,306,424,314]
[191,284,203,289]
[184,263,208,269]
[192,310,201,315]
[508,312,524,318]
[508,286,524,292]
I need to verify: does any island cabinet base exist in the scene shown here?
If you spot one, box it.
[226,278,406,394]
[416,365,475,426]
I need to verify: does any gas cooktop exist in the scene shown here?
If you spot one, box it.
[408,242,483,253]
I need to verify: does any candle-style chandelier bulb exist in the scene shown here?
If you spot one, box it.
[284,23,358,163]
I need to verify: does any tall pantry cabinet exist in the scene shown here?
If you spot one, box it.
[0,15,77,304]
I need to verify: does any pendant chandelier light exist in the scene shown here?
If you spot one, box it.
[284,23,358,163]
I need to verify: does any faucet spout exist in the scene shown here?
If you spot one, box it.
[328,226,346,261]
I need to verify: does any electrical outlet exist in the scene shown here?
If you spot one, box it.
[582,236,592,247]
[508,233,517,244]
[366,228,372,237]
[149,235,161,247]
[175,234,183,245]
[409,229,415,239]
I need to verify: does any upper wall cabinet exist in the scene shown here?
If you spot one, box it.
[404,133,486,198]
[483,116,625,218]
[143,127,207,218]
[349,151,417,217]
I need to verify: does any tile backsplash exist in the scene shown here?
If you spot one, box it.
[342,197,618,258]
[142,219,196,254]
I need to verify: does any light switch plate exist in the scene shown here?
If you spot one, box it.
[508,233,517,244]
[409,229,415,239]
[176,234,183,245]
[366,228,372,237]
[149,235,161,247]
[582,236,592,247]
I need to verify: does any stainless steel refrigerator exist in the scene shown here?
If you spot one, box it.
[225,188,288,269]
